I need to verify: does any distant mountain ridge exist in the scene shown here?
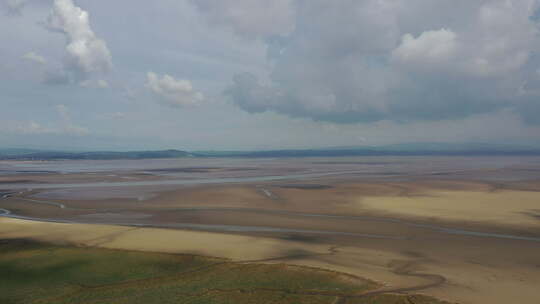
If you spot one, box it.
[0,149,192,160]
[1,143,540,160]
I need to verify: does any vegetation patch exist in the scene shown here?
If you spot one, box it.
[0,239,450,304]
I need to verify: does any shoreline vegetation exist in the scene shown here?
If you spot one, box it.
[0,237,450,304]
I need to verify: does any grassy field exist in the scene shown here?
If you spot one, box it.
[0,239,449,304]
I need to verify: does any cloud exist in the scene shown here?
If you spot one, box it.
[223,0,540,124]
[393,29,457,65]
[0,117,88,136]
[2,0,28,15]
[80,79,108,88]
[55,104,89,135]
[97,112,126,120]
[225,73,282,113]
[146,72,204,107]
[11,121,54,134]
[0,106,89,136]
[22,51,47,64]
[45,0,112,80]
[97,79,108,88]
[191,0,295,38]
[55,104,70,120]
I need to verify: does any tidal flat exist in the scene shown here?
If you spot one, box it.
[1,156,540,304]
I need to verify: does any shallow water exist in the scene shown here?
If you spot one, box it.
[3,170,379,190]
[2,156,540,190]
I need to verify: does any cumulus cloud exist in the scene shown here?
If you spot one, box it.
[22,51,47,64]
[191,0,295,38]
[393,29,457,65]
[45,0,112,81]
[146,72,204,107]
[223,0,540,124]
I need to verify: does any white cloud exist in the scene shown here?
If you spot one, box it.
[191,0,295,38]
[393,29,457,65]
[45,0,112,78]
[393,1,538,78]
[22,51,46,64]
[146,72,204,107]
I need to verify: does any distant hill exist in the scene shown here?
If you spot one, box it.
[366,142,540,152]
[194,143,540,158]
[2,143,540,160]
[0,149,192,160]
[0,148,44,156]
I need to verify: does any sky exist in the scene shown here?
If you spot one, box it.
[1,0,540,151]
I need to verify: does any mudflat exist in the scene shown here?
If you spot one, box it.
[1,156,540,304]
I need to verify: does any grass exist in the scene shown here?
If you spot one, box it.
[0,239,450,304]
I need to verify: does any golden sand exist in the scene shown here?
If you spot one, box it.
[359,190,540,228]
[0,218,328,261]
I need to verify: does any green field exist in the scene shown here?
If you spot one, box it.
[0,239,449,304]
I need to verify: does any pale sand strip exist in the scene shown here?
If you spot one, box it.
[0,217,328,260]
[358,190,540,228]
